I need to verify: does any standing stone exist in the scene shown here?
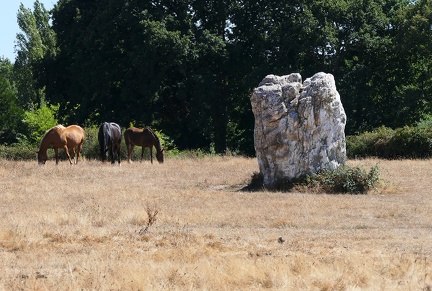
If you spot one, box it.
[250,72,347,188]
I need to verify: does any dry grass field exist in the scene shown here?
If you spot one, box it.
[0,156,431,290]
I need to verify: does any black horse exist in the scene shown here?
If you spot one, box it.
[98,122,122,164]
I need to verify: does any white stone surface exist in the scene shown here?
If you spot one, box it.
[251,72,347,187]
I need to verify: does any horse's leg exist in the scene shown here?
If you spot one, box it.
[150,147,153,164]
[54,148,59,165]
[63,145,73,165]
[127,144,134,163]
[76,143,83,164]
[72,148,77,164]
[141,146,144,162]
[110,144,115,164]
[125,137,130,163]
[116,142,121,165]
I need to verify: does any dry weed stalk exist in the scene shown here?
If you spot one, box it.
[138,203,160,235]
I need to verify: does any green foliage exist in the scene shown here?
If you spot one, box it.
[4,0,432,155]
[80,126,99,160]
[347,124,432,159]
[0,58,23,144]
[416,115,432,129]
[0,143,37,160]
[302,165,381,194]
[14,1,56,109]
[246,165,381,194]
[21,102,58,144]
[389,126,432,158]
[151,128,179,154]
[346,126,394,158]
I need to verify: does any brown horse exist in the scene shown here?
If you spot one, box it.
[37,125,85,165]
[124,127,164,164]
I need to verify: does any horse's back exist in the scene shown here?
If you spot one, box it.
[54,124,66,130]
[125,127,144,145]
[66,125,85,136]
[125,127,142,134]
[125,126,141,138]
[110,123,122,140]
[101,122,122,144]
[64,125,85,146]
[125,126,159,148]
[110,122,121,132]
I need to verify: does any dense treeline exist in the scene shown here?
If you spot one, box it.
[2,0,432,155]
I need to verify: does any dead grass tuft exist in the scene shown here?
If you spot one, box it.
[0,230,24,251]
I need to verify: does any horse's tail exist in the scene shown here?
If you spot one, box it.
[124,128,130,148]
[104,124,111,148]
[98,123,106,161]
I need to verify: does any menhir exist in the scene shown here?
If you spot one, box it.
[250,72,347,188]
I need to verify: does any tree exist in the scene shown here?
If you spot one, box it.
[14,0,56,109]
[388,0,432,126]
[40,0,432,155]
[0,58,23,144]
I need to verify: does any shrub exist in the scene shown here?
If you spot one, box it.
[346,126,394,158]
[152,128,179,155]
[416,114,432,129]
[302,165,380,194]
[81,125,100,160]
[247,165,381,194]
[21,102,59,144]
[0,143,38,160]
[347,125,432,159]
[386,126,432,159]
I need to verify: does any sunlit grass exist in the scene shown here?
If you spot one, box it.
[0,157,431,289]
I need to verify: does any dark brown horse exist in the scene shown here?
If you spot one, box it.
[37,125,85,165]
[124,127,164,164]
[98,122,122,164]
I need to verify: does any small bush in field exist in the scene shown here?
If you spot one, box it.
[303,164,380,194]
[81,125,100,160]
[248,165,380,194]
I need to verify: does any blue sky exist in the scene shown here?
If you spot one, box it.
[0,0,55,62]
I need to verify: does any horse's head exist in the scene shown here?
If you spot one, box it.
[156,148,165,163]
[37,151,47,165]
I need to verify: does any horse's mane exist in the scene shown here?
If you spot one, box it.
[39,125,64,150]
[145,127,162,150]
[41,124,63,140]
